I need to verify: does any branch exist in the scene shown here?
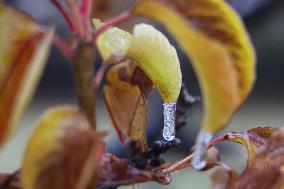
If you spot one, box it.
[50,0,75,32]
[80,0,93,40]
[164,154,193,173]
[53,35,74,59]
[92,12,131,43]
[94,62,108,89]
[208,135,228,149]
[66,0,85,38]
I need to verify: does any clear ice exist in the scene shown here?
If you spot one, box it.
[162,103,176,141]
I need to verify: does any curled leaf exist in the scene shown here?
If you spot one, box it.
[0,5,54,146]
[225,127,273,164]
[211,127,284,189]
[93,19,132,61]
[104,62,152,150]
[132,0,255,134]
[94,20,182,103]
[21,106,105,189]
[126,23,181,102]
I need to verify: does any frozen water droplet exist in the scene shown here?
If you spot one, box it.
[163,103,176,141]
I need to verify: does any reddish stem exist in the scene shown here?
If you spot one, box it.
[66,0,85,38]
[94,63,108,89]
[92,12,131,43]
[53,35,74,59]
[208,135,228,149]
[80,0,92,16]
[50,0,75,32]
[80,0,92,40]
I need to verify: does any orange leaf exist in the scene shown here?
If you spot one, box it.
[103,62,153,150]
[0,5,54,146]
[225,127,272,164]
[211,127,284,189]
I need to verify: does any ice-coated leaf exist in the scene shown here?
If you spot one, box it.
[0,5,54,146]
[93,20,182,103]
[104,62,152,150]
[132,0,255,134]
[126,23,182,102]
[93,19,132,61]
[21,106,105,189]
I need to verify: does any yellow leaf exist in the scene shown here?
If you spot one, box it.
[132,0,255,134]
[93,19,132,61]
[94,20,182,103]
[0,5,54,146]
[132,0,255,169]
[22,106,104,189]
[126,23,182,102]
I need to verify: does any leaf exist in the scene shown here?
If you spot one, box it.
[225,127,273,165]
[94,20,182,103]
[132,0,255,134]
[104,62,152,150]
[93,19,132,61]
[211,127,284,189]
[0,5,54,146]
[21,106,105,189]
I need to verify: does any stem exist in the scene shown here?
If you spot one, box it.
[66,0,85,38]
[50,0,75,32]
[80,0,92,16]
[73,43,96,128]
[80,0,93,41]
[92,12,131,43]
[53,35,74,59]
[94,63,108,89]
[164,154,193,173]
[208,135,228,149]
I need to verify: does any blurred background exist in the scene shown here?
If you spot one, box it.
[1,0,284,188]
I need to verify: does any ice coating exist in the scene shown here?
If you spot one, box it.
[191,131,213,170]
[163,103,176,141]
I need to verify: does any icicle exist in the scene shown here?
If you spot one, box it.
[163,102,176,141]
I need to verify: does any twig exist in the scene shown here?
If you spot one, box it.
[94,62,109,89]
[53,35,74,59]
[93,57,128,89]
[164,154,193,173]
[80,0,92,40]
[208,135,228,149]
[66,0,85,38]
[50,0,75,32]
[92,12,131,43]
